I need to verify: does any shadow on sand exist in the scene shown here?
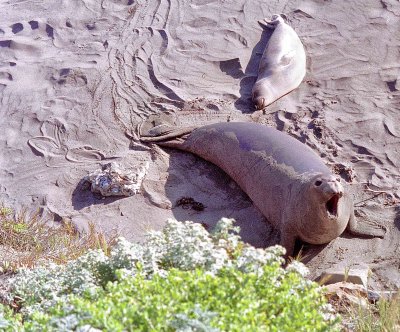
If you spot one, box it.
[394,205,400,231]
[71,179,123,211]
[161,148,279,248]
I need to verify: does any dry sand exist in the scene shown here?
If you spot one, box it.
[0,0,399,289]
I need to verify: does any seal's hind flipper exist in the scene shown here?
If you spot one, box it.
[139,113,176,138]
[258,14,285,29]
[138,113,197,143]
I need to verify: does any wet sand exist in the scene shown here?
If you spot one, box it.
[0,0,399,289]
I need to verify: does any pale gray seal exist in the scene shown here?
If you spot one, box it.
[139,120,386,256]
[252,14,306,110]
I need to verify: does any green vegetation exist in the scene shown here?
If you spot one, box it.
[1,204,398,331]
[0,218,339,331]
[14,267,334,331]
[350,295,400,332]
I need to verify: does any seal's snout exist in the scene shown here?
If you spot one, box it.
[326,180,343,217]
[314,177,343,196]
[254,97,266,110]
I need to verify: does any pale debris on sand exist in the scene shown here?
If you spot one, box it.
[83,162,149,197]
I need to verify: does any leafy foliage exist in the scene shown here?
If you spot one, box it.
[1,218,339,331]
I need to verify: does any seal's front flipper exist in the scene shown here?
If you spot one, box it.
[279,50,296,68]
[347,213,386,238]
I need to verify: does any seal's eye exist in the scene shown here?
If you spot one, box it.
[314,180,322,186]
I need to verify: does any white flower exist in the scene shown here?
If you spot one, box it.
[286,261,309,277]
[8,217,293,323]
[110,237,144,272]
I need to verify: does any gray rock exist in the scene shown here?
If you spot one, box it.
[317,265,370,288]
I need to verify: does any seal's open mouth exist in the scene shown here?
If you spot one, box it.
[326,194,340,216]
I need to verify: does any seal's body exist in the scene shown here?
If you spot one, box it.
[140,121,385,255]
[252,15,306,109]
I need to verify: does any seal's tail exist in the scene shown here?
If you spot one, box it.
[138,113,197,143]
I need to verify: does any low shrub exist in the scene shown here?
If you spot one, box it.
[1,218,339,331]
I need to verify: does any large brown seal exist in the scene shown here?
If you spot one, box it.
[252,14,306,110]
[139,120,386,256]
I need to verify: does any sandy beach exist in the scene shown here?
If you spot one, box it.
[0,0,399,288]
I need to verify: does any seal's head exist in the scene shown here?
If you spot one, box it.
[252,81,273,110]
[297,173,347,245]
[310,174,343,218]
